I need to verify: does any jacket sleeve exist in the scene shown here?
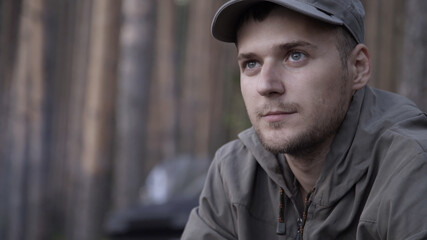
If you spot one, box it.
[376,152,427,240]
[181,149,237,240]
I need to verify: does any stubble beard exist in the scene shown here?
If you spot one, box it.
[255,110,345,156]
[253,76,350,157]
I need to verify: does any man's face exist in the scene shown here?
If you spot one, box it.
[237,8,355,155]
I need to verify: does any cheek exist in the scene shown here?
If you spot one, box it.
[240,82,249,104]
[309,79,351,117]
[241,79,258,103]
[298,79,346,115]
[308,64,350,97]
[240,82,256,115]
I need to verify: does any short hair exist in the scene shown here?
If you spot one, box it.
[235,2,357,67]
[335,27,358,68]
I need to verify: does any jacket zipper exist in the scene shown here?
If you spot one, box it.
[276,188,287,235]
[296,188,315,240]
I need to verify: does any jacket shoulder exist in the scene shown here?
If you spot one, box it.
[212,137,259,201]
[362,87,427,155]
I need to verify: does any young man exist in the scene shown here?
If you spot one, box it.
[182,0,427,239]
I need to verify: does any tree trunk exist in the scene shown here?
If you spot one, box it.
[362,0,405,92]
[398,0,427,111]
[113,0,156,210]
[63,0,92,238]
[6,0,47,239]
[146,0,177,171]
[0,0,23,238]
[179,0,223,157]
[70,0,120,239]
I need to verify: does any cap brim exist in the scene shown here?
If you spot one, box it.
[212,0,344,43]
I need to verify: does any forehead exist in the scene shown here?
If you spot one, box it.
[236,7,337,49]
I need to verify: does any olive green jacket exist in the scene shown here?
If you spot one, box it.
[181,86,427,240]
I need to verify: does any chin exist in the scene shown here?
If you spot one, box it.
[255,125,294,154]
[255,123,331,156]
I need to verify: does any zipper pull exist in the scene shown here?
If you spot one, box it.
[276,222,286,235]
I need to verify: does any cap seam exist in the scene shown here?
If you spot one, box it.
[344,3,363,43]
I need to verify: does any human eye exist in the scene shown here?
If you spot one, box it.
[287,51,307,62]
[244,60,260,70]
[239,59,261,75]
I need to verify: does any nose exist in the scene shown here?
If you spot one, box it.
[256,61,285,96]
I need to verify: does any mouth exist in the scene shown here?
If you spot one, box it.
[261,111,297,123]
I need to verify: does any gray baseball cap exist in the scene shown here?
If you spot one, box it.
[211,0,365,43]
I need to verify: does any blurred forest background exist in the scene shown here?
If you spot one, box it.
[0,0,425,239]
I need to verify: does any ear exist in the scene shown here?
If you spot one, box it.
[348,44,371,91]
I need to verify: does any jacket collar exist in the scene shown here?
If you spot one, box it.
[238,127,294,195]
[314,86,367,205]
[238,86,369,204]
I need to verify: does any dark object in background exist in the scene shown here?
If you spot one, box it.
[106,197,198,240]
[106,156,208,239]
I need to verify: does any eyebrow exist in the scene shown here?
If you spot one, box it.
[237,52,258,61]
[278,40,317,52]
[237,40,317,61]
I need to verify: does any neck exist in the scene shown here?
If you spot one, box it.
[285,135,334,198]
